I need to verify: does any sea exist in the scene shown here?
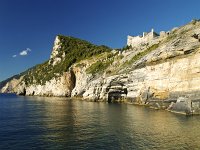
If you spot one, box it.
[0,93,200,150]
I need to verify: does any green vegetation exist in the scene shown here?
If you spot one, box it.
[122,45,132,51]
[123,43,160,67]
[165,27,190,43]
[0,74,21,89]
[0,67,34,89]
[23,35,111,85]
[23,61,51,85]
[86,52,115,75]
[117,54,124,60]
[190,19,200,25]
[165,32,177,43]
[86,60,113,75]
[57,35,111,60]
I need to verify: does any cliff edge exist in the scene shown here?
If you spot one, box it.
[2,20,200,115]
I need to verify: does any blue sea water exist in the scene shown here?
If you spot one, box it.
[0,93,200,150]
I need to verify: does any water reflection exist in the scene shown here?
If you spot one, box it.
[24,96,78,147]
[125,105,200,149]
[1,95,200,149]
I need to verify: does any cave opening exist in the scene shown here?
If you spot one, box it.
[107,89,127,103]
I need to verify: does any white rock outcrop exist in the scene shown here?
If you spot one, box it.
[2,20,200,107]
[24,72,75,96]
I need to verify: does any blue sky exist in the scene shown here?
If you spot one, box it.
[0,0,200,81]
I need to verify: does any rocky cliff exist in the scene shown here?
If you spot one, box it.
[2,20,200,114]
[0,35,111,96]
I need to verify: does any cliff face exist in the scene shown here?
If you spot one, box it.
[1,76,24,93]
[24,71,76,96]
[1,67,76,97]
[77,20,200,102]
[83,48,200,101]
[0,35,111,96]
[1,20,200,114]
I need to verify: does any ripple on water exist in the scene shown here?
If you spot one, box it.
[0,94,200,149]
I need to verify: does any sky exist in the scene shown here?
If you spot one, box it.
[0,0,200,81]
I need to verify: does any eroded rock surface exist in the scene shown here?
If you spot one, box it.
[2,20,200,115]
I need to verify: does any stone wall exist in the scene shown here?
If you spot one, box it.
[127,29,159,47]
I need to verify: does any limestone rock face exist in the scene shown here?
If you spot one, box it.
[2,20,200,108]
[167,97,192,115]
[49,36,62,66]
[71,65,91,97]
[1,71,75,97]
[0,76,24,93]
[81,48,200,102]
[49,36,67,66]
[25,71,75,97]
[82,75,128,102]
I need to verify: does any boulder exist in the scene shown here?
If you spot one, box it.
[168,97,192,115]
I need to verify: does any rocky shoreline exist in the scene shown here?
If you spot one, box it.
[16,93,200,116]
[2,20,200,116]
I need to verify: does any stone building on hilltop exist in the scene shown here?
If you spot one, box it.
[127,29,159,47]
